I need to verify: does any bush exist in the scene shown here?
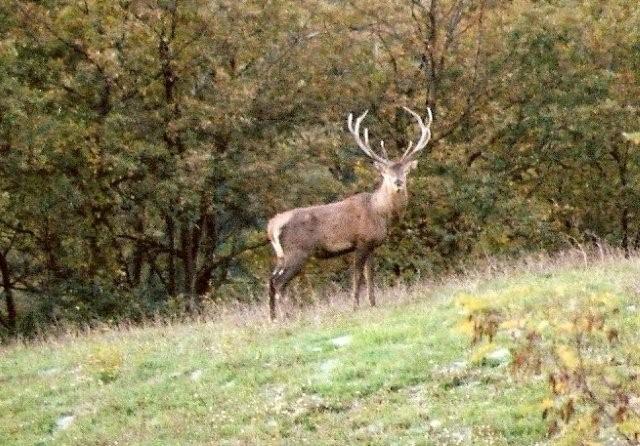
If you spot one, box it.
[85,344,124,384]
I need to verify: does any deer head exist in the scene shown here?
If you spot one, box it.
[347,106,433,194]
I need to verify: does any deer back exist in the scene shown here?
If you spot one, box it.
[268,193,387,259]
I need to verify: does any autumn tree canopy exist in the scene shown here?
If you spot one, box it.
[0,0,639,335]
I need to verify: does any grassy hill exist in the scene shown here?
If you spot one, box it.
[2,252,640,445]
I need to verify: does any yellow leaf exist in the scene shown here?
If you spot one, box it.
[617,416,640,437]
[540,398,554,410]
[556,345,579,370]
[455,319,475,336]
[455,293,489,313]
[470,343,502,365]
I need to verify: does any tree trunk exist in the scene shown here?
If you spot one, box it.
[621,207,629,258]
[611,146,630,258]
[0,251,16,332]
[425,0,439,117]
[165,215,176,296]
[193,199,217,297]
[132,216,145,285]
[181,223,194,295]
[181,223,195,311]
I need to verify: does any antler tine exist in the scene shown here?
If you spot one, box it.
[347,110,389,165]
[401,106,433,161]
[365,127,389,159]
[379,140,388,159]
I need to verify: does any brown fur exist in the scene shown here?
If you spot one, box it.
[267,107,432,320]
[267,163,413,320]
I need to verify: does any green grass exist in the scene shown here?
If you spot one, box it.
[2,253,640,445]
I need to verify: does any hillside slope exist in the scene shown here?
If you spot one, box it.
[2,253,640,445]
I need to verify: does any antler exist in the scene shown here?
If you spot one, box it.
[347,110,390,165]
[400,106,433,162]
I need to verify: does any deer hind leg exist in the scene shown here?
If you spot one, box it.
[269,252,308,321]
[351,249,370,310]
[364,255,375,307]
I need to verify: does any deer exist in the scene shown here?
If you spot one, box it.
[267,106,433,320]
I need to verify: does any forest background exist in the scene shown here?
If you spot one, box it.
[0,0,639,336]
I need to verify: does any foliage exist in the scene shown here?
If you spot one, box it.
[509,295,640,444]
[454,262,640,444]
[0,0,639,334]
[456,293,502,344]
[85,343,124,383]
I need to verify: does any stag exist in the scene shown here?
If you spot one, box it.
[267,106,433,320]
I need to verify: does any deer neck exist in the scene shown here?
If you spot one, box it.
[372,181,408,221]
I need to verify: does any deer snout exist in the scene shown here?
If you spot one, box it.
[393,179,404,190]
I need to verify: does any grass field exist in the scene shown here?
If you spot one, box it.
[2,251,640,445]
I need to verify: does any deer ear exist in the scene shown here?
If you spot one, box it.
[407,160,418,171]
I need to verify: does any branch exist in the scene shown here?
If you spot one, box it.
[211,238,270,270]
[16,2,110,77]
[115,233,174,254]
[194,238,270,290]
[12,284,43,294]
[173,24,207,58]
[0,219,42,243]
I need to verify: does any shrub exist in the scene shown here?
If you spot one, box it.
[85,344,124,384]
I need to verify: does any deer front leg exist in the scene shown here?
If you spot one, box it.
[364,255,375,306]
[352,249,368,309]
